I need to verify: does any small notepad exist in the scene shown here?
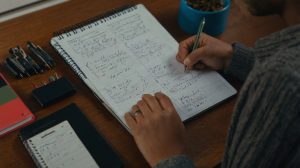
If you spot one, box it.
[26,121,99,168]
[51,4,237,130]
[20,104,123,168]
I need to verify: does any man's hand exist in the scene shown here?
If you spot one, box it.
[124,92,187,167]
[177,33,233,70]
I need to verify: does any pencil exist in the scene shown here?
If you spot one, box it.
[185,17,206,71]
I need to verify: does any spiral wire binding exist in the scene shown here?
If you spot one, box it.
[53,4,137,39]
[51,42,87,79]
[24,139,46,168]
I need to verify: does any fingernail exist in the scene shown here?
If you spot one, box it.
[184,58,190,65]
[155,91,162,96]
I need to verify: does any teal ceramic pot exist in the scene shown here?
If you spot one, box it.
[178,0,231,36]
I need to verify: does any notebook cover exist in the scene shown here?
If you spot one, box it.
[0,73,35,137]
[19,103,123,168]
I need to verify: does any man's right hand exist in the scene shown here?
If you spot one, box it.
[176,33,233,70]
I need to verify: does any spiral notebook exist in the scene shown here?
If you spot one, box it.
[19,104,123,168]
[50,4,237,129]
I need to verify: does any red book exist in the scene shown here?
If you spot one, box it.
[0,73,35,137]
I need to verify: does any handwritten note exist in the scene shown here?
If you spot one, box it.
[52,4,236,124]
[67,31,117,58]
[108,14,149,41]
[27,121,99,168]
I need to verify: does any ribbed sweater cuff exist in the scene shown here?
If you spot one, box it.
[225,42,255,82]
[154,155,195,168]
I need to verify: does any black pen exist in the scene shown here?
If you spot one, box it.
[11,56,31,77]
[27,42,51,69]
[9,47,33,75]
[6,56,29,77]
[37,45,55,66]
[18,46,43,73]
[3,60,23,78]
[27,41,55,69]
[26,54,43,73]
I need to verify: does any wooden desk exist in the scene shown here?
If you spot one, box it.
[0,0,286,167]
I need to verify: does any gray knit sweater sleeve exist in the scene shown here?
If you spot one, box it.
[222,63,300,168]
[225,43,255,82]
[154,155,195,168]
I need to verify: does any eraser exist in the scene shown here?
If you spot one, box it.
[32,77,76,107]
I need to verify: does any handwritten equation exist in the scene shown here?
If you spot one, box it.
[108,14,149,41]
[68,31,117,58]
[85,50,131,80]
[102,76,155,104]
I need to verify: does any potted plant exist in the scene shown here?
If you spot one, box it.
[178,0,231,36]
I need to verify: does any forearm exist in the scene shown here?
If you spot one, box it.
[225,42,255,82]
[154,155,195,168]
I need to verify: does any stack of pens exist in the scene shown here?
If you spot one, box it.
[3,41,55,78]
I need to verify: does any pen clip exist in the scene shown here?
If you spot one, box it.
[27,42,51,69]
[27,41,55,69]
[17,46,27,58]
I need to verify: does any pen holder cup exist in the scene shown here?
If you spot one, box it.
[178,0,231,36]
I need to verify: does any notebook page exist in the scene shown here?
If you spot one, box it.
[26,121,99,168]
[51,4,236,123]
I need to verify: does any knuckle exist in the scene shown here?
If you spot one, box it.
[137,100,144,106]
[144,94,155,101]
[131,105,138,110]
[169,108,176,114]
[161,94,169,100]
[142,94,150,98]
[156,92,165,98]
[124,114,130,122]
[201,47,207,55]
[154,93,162,100]
[161,98,169,106]
[142,94,152,100]
[189,54,197,62]
[162,96,171,104]
[164,108,172,114]
[164,106,175,114]
[176,54,181,61]
[179,41,185,48]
